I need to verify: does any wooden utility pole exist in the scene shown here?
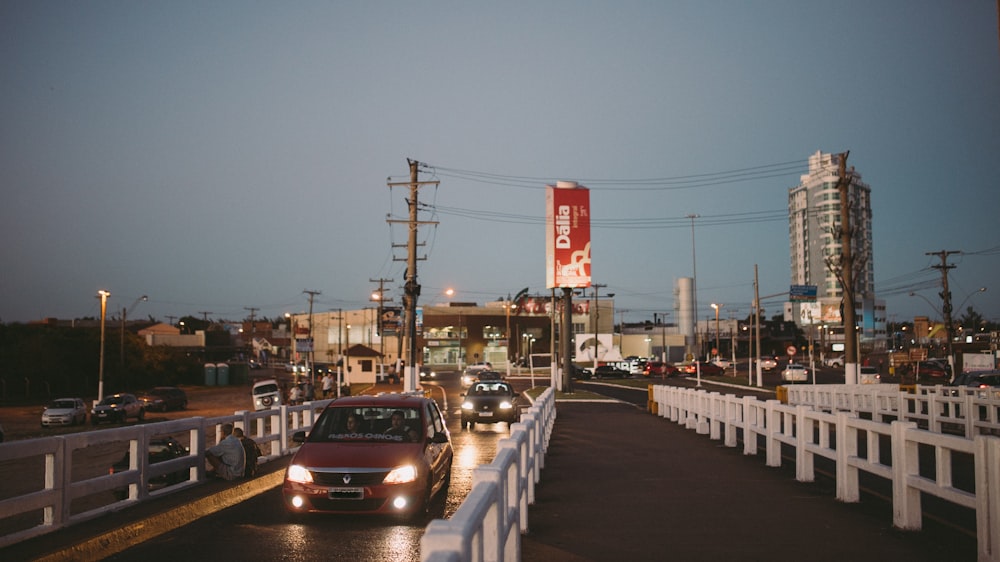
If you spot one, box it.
[927,250,960,370]
[302,290,320,383]
[835,151,859,383]
[386,159,438,391]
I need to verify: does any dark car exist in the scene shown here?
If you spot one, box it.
[461,381,519,429]
[91,393,145,425]
[593,365,630,379]
[570,364,592,380]
[643,361,677,377]
[476,370,504,382]
[950,370,1000,389]
[110,436,190,498]
[283,393,453,518]
[679,361,725,376]
[137,387,188,412]
[913,361,950,379]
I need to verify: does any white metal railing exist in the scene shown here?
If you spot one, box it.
[652,384,1000,562]
[0,399,331,549]
[421,387,556,562]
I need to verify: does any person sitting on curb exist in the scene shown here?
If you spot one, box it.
[206,422,245,480]
[232,426,262,478]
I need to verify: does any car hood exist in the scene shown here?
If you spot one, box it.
[93,403,126,411]
[292,441,425,469]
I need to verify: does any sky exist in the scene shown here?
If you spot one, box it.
[2,1,998,328]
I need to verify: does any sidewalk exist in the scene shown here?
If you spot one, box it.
[520,401,976,562]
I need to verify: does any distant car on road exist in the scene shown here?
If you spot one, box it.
[781,364,809,383]
[949,370,1000,390]
[823,355,844,368]
[678,362,724,376]
[570,365,593,380]
[91,393,145,425]
[710,358,731,370]
[759,357,779,371]
[593,365,630,378]
[461,363,492,388]
[643,361,677,377]
[461,381,519,429]
[137,387,188,412]
[42,397,87,427]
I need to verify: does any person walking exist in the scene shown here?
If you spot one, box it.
[322,372,334,398]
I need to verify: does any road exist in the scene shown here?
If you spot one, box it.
[97,371,532,561]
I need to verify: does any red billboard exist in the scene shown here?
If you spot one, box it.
[546,182,591,289]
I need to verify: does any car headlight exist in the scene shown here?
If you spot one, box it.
[499,401,513,410]
[461,401,474,410]
[286,464,314,484]
[384,464,417,485]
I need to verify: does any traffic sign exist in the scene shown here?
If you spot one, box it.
[786,345,797,356]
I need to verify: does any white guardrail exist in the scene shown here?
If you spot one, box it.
[652,384,1000,562]
[0,399,333,549]
[421,387,556,562]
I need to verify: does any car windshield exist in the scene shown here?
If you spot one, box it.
[100,396,124,405]
[254,383,279,395]
[51,400,77,409]
[468,382,513,395]
[308,406,423,443]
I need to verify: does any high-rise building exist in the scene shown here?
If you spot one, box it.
[788,151,876,338]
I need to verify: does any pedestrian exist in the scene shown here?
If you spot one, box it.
[322,372,334,398]
[206,423,245,481]
[288,383,302,405]
[232,427,261,478]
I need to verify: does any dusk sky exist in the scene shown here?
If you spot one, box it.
[2,2,998,328]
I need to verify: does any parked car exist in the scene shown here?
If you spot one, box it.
[781,364,809,383]
[949,370,1000,390]
[252,379,283,411]
[913,361,950,379]
[593,365,630,378]
[710,357,731,370]
[110,436,190,498]
[137,387,188,412]
[823,355,844,368]
[91,393,145,425]
[679,361,724,376]
[858,365,880,384]
[41,397,87,427]
[569,364,592,379]
[643,361,677,377]
[283,393,453,518]
[461,381,519,429]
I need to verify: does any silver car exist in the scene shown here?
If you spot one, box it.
[42,397,87,427]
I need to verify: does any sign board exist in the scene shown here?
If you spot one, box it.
[909,348,928,361]
[295,337,313,352]
[786,345,797,357]
[545,182,591,289]
[790,285,817,302]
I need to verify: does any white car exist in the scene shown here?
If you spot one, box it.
[461,363,491,388]
[759,357,778,371]
[781,364,809,383]
[824,355,844,368]
[711,358,731,370]
[42,397,87,427]
[252,379,284,411]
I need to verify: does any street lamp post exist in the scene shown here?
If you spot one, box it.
[687,213,700,358]
[97,290,110,403]
[710,303,723,360]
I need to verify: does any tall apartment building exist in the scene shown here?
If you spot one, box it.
[788,151,882,349]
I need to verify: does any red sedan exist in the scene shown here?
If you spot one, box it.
[678,361,725,376]
[643,361,678,377]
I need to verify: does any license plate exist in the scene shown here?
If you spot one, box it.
[329,487,364,500]
[478,412,493,417]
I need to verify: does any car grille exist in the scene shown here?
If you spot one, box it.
[307,497,386,511]
[311,470,388,487]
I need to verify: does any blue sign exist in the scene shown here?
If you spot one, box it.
[790,285,817,301]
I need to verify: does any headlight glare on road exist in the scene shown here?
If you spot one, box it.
[286,464,313,484]
[384,464,417,484]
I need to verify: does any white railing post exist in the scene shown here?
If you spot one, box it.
[890,420,922,530]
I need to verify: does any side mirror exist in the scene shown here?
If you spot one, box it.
[430,432,449,444]
[292,430,306,444]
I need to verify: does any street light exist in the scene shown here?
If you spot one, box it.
[687,213,700,357]
[710,303,723,360]
[97,290,110,403]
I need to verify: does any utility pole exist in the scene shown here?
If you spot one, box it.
[590,283,606,364]
[370,277,394,379]
[303,290,320,384]
[244,306,258,366]
[927,250,960,371]
[834,151,860,384]
[198,311,212,322]
[387,159,438,392]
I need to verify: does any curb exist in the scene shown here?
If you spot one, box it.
[36,471,285,562]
